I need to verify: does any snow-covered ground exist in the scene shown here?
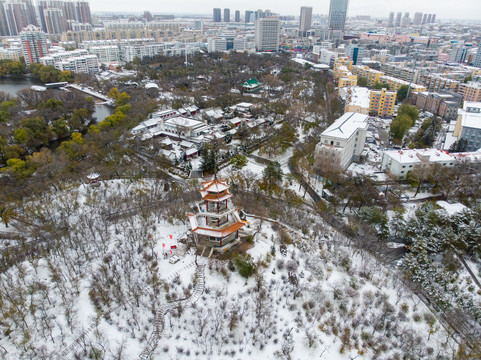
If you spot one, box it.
[0,178,461,359]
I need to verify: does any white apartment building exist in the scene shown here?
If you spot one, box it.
[0,47,22,60]
[315,112,369,170]
[123,42,200,62]
[40,49,88,68]
[57,54,99,73]
[318,48,339,65]
[255,17,280,52]
[381,149,456,179]
[207,38,227,53]
[88,45,120,63]
[123,43,166,62]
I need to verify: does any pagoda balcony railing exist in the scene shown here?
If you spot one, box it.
[205,217,235,229]
[198,203,231,216]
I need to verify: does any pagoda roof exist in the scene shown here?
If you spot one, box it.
[200,191,232,202]
[187,212,245,238]
[200,179,230,193]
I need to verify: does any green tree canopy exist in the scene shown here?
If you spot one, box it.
[396,85,409,103]
[200,144,218,174]
[357,76,368,87]
[397,103,419,125]
[372,82,390,90]
[262,161,283,192]
[390,114,413,144]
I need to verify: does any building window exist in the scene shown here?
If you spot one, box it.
[336,142,340,146]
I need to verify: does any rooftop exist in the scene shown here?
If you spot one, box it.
[342,86,370,108]
[165,116,204,128]
[322,112,369,140]
[461,113,481,130]
[384,148,455,164]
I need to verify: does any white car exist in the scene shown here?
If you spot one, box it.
[169,255,180,264]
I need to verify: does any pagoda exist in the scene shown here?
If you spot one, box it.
[187,179,246,252]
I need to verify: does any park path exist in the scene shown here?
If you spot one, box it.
[139,262,206,360]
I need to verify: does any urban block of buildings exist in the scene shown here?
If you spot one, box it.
[0,0,91,36]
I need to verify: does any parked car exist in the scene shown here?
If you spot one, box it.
[169,255,180,264]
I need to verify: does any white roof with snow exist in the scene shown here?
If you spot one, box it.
[165,117,204,128]
[460,112,481,130]
[346,87,370,108]
[185,148,198,156]
[179,140,194,148]
[383,149,455,164]
[236,102,254,108]
[383,150,422,164]
[322,112,369,140]
[143,118,160,127]
[415,148,455,162]
[145,82,159,89]
[436,201,467,215]
[453,151,481,163]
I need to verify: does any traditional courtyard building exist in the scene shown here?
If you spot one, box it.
[187,179,246,252]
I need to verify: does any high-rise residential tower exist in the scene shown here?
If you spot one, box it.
[0,1,9,36]
[235,10,240,22]
[395,12,401,26]
[20,25,48,66]
[299,6,313,37]
[255,16,280,52]
[3,0,38,36]
[401,12,410,27]
[224,8,230,22]
[473,47,481,68]
[37,0,91,33]
[245,10,252,23]
[43,7,66,34]
[413,12,423,26]
[388,12,394,27]
[328,0,348,31]
[213,8,221,22]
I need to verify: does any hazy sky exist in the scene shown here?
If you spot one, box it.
[88,0,481,21]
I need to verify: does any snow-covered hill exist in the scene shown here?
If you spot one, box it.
[0,179,458,359]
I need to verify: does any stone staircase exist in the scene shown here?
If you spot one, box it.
[139,263,206,360]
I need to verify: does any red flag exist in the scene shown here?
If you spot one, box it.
[170,249,172,254]
[171,245,177,249]
[162,243,165,247]
[169,235,173,239]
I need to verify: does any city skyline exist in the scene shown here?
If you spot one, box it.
[85,0,481,21]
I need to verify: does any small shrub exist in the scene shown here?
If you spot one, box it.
[244,235,254,244]
[234,253,256,278]
[276,259,285,270]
